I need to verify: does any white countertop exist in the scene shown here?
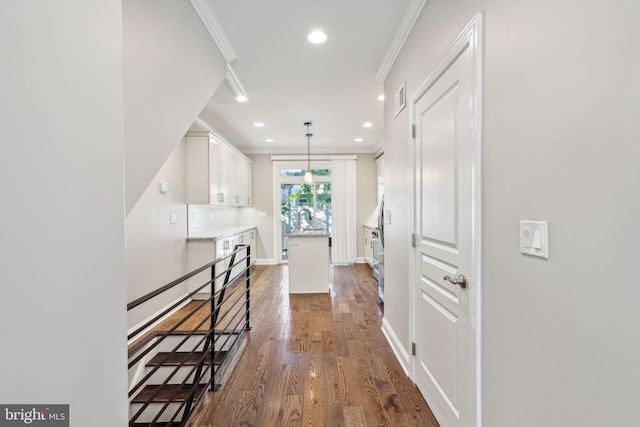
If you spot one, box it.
[284,230,331,238]
[187,225,256,241]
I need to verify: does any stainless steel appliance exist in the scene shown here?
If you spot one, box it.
[372,195,384,302]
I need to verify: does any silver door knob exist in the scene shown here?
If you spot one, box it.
[444,274,467,289]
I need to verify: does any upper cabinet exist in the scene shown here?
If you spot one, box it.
[186,131,252,206]
[228,152,252,206]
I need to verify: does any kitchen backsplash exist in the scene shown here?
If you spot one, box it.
[187,205,239,236]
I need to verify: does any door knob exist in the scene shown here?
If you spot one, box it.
[444,274,467,289]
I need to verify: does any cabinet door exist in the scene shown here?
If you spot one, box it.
[214,238,227,292]
[246,161,252,205]
[186,135,210,204]
[249,230,256,264]
[237,158,247,206]
[218,144,229,204]
[208,140,223,204]
[239,230,256,265]
[227,153,240,205]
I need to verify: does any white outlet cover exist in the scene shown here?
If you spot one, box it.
[520,220,549,258]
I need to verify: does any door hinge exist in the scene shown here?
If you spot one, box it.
[411,233,416,248]
[412,342,416,356]
[411,124,416,138]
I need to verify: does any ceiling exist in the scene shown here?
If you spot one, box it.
[193,0,416,154]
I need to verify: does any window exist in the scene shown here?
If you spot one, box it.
[277,165,331,262]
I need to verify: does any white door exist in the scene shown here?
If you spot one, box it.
[412,15,482,427]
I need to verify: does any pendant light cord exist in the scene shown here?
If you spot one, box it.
[305,122,312,173]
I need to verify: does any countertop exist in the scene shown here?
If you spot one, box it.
[285,230,331,238]
[187,225,256,241]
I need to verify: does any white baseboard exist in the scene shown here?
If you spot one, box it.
[381,316,411,377]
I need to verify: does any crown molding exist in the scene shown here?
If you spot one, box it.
[242,146,378,155]
[376,0,428,83]
[190,0,237,63]
[271,154,358,161]
[225,63,245,96]
[190,118,231,146]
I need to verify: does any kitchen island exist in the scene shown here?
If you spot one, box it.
[285,230,331,294]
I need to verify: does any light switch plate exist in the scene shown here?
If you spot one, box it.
[520,220,548,258]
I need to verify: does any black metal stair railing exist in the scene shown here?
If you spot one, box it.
[127,244,251,427]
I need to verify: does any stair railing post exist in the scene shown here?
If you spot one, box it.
[245,245,251,330]
[210,263,217,392]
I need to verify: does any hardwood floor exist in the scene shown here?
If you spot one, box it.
[187,264,439,427]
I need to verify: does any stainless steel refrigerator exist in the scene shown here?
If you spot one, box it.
[372,195,384,302]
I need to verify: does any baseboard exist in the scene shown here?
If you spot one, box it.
[381,316,411,377]
[254,258,277,265]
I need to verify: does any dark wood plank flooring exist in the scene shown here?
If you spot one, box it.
[187,264,439,427]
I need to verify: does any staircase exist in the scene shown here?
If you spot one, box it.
[127,245,251,427]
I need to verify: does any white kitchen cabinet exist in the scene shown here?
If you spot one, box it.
[238,229,256,265]
[237,157,252,206]
[186,131,252,206]
[287,234,330,294]
[228,153,252,206]
[187,227,257,299]
[363,226,375,267]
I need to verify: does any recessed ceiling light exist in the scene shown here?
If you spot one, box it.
[355,138,363,142]
[307,30,327,44]
[236,95,248,102]
[363,122,373,128]
[266,138,274,142]
[378,94,385,101]
[254,122,264,127]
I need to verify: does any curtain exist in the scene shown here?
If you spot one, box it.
[331,159,357,264]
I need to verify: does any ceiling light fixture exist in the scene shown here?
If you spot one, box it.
[303,121,314,185]
[266,138,274,142]
[307,30,327,44]
[236,95,248,102]
[254,122,264,127]
[355,138,363,142]
[363,122,373,128]
[378,94,385,101]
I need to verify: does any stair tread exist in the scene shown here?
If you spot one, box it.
[131,384,207,404]
[147,351,227,366]
[129,329,244,357]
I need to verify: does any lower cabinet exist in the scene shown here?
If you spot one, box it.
[363,226,375,267]
[187,228,256,300]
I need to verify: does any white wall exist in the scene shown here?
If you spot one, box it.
[126,140,189,329]
[383,0,640,425]
[123,0,227,213]
[0,1,128,424]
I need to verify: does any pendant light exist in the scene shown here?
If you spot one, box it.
[303,121,314,185]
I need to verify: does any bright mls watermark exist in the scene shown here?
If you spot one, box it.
[0,405,68,426]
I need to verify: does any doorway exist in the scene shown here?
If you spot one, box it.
[276,163,332,263]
